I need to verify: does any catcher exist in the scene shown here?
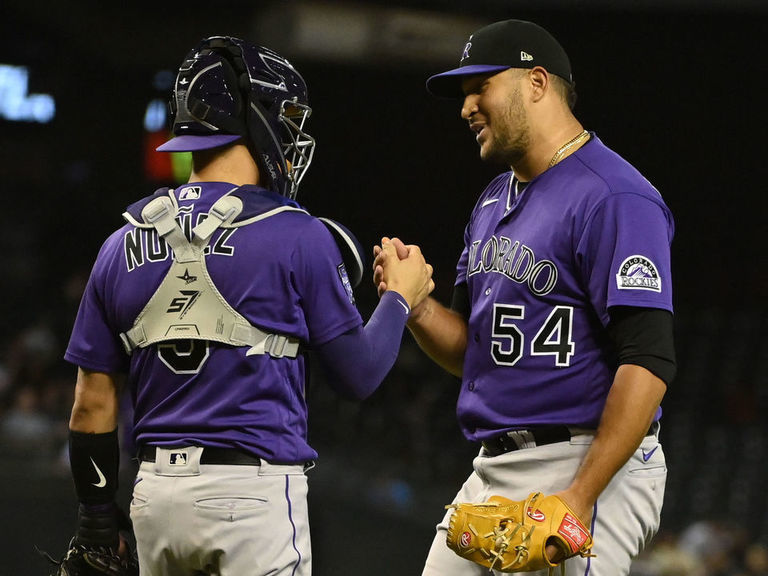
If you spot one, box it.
[54,34,432,576]
[445,492,594,574]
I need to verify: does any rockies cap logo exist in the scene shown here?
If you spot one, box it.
[461,37,473,61]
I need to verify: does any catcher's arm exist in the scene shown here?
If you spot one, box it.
[69,368,137,566]
[70,368,120,433]
[38,368,137,575]
[69,368,122,547]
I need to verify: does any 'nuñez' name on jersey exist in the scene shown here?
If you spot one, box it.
[123,206,237,272]
[467,235,558,296]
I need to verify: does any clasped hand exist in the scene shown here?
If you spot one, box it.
[372,236,434,312]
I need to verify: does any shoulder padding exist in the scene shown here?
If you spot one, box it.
[227,186,303,223]
[123,186,306,228]
[123,188,175,227]
[318,217,365,288]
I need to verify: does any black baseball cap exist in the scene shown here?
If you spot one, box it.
[426,19,572,98]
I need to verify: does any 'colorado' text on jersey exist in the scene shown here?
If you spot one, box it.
[455,135,674,441]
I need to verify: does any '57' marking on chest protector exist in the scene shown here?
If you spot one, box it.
[167,290,201,318]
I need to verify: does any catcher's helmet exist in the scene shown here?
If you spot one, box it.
[157,36,315,199]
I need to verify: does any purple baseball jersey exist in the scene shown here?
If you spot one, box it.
[455,135,674,441]
[65,182,363,463]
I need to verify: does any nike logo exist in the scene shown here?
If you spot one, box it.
[481,198,499,207]
[642,446,659,462]
[90,457,107,488]
[397,299,410,315]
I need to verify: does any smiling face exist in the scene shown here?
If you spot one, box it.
[460,69,531,167]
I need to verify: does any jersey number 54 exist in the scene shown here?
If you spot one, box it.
[491,304,574,367]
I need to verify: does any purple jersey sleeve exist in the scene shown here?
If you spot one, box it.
[64,231,132,374]
[577,192,675,324]
[291,217,363,345]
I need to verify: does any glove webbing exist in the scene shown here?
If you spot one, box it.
[485,523,567,575]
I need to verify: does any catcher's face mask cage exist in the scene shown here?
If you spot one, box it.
[169,36,316,199]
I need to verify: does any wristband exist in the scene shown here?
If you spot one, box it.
[69,429,120,505]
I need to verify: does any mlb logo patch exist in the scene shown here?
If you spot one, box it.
[169,451,188,466]
[337,263,355,305]
[178,186,202,201]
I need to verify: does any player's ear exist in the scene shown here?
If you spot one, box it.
[528,67,548,101]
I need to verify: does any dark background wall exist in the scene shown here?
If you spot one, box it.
[1,1,766,574]
[2,3,766,316]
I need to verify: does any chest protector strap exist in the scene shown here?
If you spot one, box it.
[119,195,300,359]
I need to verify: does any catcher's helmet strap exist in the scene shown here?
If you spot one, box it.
[187,96,246,137]
[247,98,289,196]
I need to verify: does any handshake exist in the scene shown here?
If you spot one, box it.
[372,236,434,317]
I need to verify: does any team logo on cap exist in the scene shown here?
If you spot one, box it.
[616,255,662,292]
[461,36,473,61]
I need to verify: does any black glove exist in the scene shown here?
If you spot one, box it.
[39,536,139,576]
[38,504,138,576]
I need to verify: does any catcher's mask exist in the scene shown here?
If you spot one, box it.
[157,36,315,200]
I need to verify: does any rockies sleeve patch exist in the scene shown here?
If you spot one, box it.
[615,255,661,292]
[337,263,355,304]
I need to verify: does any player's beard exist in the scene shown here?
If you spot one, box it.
[480,84,531,167]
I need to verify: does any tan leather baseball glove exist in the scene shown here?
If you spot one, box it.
[445,492,594,573]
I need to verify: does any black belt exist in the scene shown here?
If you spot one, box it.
[481,422,659,457]
[482,426,573,456]
[138,445,262,466]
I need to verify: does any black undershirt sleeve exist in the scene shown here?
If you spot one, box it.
[450,282,470,319]
[607,306,676,385]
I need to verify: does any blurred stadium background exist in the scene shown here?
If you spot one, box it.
[1,1,766,574]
